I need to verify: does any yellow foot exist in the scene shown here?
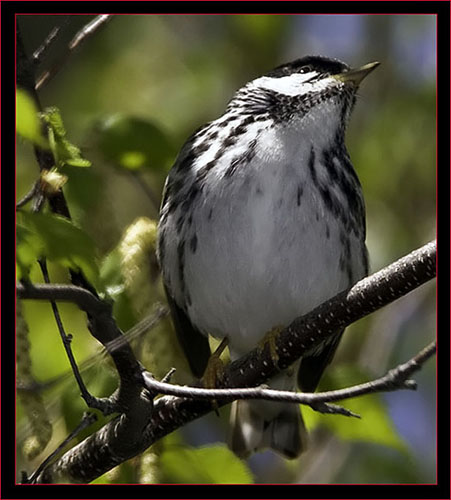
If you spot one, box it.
[202,336,228,387]
[201,337,228,411]
[258,325,284,368]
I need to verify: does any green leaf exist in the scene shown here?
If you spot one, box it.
[17,211,99,287]
[16,89,47,147]
[303,365,406,452]
[95,114,175,172]
[65,157,92,168]
[16,223,44,280]
[160,444,254,484]
[41,107,91,168]
[42,106,67,138]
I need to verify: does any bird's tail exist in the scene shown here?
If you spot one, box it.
[228,399,308,459]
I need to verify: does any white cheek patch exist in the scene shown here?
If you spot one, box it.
[253,74,336,97]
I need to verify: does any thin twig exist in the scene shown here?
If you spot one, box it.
[25,412,97,484]
[36,15,113,90]
[16,181,39,209]
[32,19,69,65]
[37,260,114,415]
[17,305,170,393]
[142,341,435,408]
[128,171,161,215]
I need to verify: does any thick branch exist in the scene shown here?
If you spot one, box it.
[29,240,435,483]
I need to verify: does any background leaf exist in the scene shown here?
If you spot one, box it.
[303,365,406,452]
[159,444,254,484]
[16,89,47,147]
[17,211,100,287]
[95,114,175,172]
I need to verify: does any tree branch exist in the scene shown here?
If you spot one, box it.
[18,14,148,409]
[141,341,435,407]
[37,259,113,413]
[24,412,98,485]
[25,240,435,483]
[17,281,109,317]
[35,15,113,90]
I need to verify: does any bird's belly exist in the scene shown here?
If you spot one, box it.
[183,173,365,357]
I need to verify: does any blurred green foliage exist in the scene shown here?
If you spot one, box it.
[159,445,254,484]
[16,89,47,147]
[16,14,436,484]
[303,365,406,452]
[17,211,100,286]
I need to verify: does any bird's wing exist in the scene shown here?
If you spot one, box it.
[297,329,344,393]
[164,285,211,379]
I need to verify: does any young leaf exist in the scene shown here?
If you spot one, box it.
[41,107,91,168]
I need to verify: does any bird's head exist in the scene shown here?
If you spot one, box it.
[231,56,379,138]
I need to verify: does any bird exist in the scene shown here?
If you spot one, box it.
[157,55,378,459]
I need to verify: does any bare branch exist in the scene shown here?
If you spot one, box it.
[142,341,435,406]
[16,281,107,316]
[36,259,113,413]
[16,181,39,209]
[128,170,161,216]
[32,21,67,65]
[29,240,435,483]
[35,15,113,90]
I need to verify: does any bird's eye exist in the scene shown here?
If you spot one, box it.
[299,65,312,74]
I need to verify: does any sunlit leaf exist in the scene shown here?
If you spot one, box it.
[41,107,91,168]
[119,151,147,170]
[16,89,47,147]
[65,157,92,168]
[160,444,254,484]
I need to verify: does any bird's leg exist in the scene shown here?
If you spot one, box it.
[202,336,228,389]
[201,337,228,414]
[257,325,284,369]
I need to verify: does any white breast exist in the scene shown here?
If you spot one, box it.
[173,116,366,357]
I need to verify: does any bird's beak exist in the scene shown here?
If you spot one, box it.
[333,61,380,86]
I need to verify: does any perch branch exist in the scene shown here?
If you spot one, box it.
[22,240,435,483]
[142,341,435,406]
